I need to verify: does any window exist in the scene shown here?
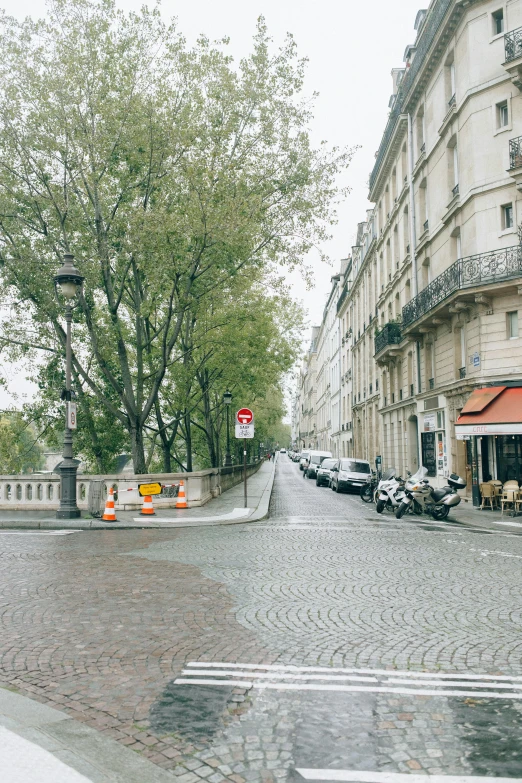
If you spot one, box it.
[492,9,504,35]
[507,311,519,339]
[502,203,514,229]
[497,101,509,128]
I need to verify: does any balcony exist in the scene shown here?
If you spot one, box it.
[402,244,522,331]
[504,27,522,90]
[374,322,402,362]
[508,136,522,190]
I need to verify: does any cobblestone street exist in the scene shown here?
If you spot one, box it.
[1,455,522,780]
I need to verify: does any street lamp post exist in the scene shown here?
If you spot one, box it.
[223,391,232,467]
[54,254,84,519]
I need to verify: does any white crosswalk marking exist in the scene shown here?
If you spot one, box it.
[296,771,522,783]
[173,661,522,699]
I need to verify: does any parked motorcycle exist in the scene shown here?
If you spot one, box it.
[395,467,466,520]
[360,471,378,503]
[375,468,406,513]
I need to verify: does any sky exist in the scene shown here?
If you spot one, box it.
[0,0,423,406]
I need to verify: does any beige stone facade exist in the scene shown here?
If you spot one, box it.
[295,0,522,496]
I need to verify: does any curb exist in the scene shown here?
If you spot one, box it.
[0,460,277,531]
[0,686,175,782]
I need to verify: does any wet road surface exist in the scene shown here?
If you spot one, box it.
[1,454,522,780]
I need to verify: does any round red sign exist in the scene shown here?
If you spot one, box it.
[236,408,253,424]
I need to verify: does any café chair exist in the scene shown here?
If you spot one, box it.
[479,483,497,510]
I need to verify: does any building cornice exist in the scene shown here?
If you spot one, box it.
[369,0,472,202]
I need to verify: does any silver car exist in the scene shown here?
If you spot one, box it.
[315,458,338,487]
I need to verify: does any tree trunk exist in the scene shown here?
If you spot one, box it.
[130,423,147,474]
[184,411,193,472]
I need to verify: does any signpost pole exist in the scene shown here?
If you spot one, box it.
[244,439,247,508]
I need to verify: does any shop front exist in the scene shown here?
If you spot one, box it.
[455,385,522,506]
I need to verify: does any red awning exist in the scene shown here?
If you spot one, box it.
[455,387,522,435]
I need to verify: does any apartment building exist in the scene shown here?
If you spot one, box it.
[315,275,343,455]
[295,327,320,449]
[295,0,522,502]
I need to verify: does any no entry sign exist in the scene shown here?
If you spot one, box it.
[236,408,253,424]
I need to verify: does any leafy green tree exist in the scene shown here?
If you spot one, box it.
[0,413,44,474]
[0,0,352,472]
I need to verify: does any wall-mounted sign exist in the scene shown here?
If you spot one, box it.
[424,412,436,432]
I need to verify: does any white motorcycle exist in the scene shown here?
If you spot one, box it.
[395,466,466,521]
[375,468,407,513]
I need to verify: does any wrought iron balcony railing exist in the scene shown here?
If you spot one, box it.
[402,244,522,328]
[505,26,522,63]
[423,219,429,232]
[459,367,466,379]
[452,183,459,197]
[374,322,402,355]
[509,136,522,169]
[429,377,435,390]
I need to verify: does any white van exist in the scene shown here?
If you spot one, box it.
[304,450,333,479]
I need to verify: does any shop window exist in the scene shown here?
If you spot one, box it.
[507,310,519,339]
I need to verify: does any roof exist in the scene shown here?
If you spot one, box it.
[455,387,522,435]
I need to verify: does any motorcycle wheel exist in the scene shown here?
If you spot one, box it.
[431,505,450,520]
[360,486,373,503]
[376,499,386,514]
[395,502,408,519]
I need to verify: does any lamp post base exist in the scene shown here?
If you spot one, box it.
[56,457,82,520]
[225,454,232,467]
[56,508,82,519]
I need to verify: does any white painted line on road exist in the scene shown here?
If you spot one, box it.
[0,530,81,536]
[187,661,522,682]
[174,679,522,699]
[296,770,522,783]
[176,678,253,688]
[132,508,251,524]
[380,678,522,690]
[493,520,522,528]
[182,669,378,683]
[470,548,522,559]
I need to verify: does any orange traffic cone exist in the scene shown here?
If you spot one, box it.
[140,494,156,516]
[102,487,117,522]
[175,480,188,509]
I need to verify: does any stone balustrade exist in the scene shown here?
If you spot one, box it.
[0,461,263,512]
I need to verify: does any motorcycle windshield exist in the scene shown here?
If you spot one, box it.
[381,468,396,480]
[409,466,428,483]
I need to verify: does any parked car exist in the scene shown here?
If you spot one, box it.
[330,458,372,493]
[305,450,333,479]
[280,448,287,453]
[316,458,338,487]
[299,450,311,471]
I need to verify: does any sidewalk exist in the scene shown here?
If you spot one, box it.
[0,459,276,530]
[0,686,175,782]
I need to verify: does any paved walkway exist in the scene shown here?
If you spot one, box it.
[0,459,275,530]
